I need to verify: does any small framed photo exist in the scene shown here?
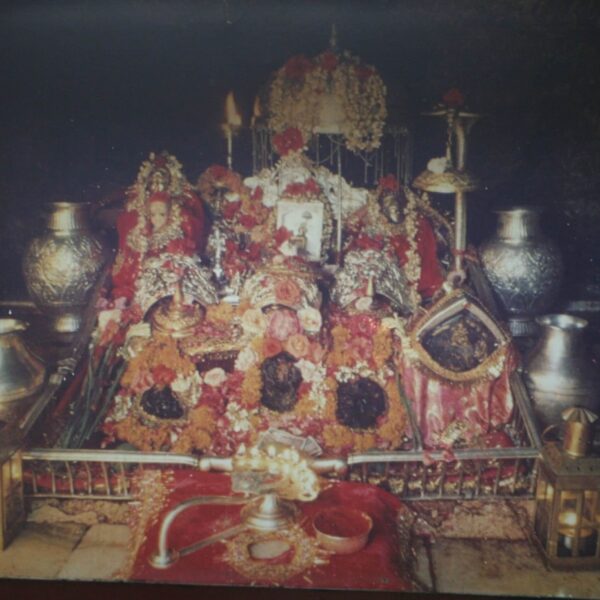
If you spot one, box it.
[276,200,324,262]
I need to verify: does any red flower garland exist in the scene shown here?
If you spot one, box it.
[442,88,465,108]
[378,174,400,193]
[355,64,374,81]
[283,55,313,81]
[319,50,338,72]
[273,127,304,156]
[151,365,177,387]
[274,226,293,247]
[283,178,321,197]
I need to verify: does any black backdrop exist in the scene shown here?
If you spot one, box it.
[2,0,600,300]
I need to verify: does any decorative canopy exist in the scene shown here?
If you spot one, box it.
[266,29,388,153]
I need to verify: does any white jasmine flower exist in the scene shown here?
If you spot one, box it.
[204,367,227,387]
[235,346,258,372]
[427,156,450,174]
[297,307,322,333]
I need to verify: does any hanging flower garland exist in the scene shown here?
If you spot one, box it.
[268,49,387,153]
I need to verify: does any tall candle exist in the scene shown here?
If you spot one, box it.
[223,91,242,169]
[225,91,242,127]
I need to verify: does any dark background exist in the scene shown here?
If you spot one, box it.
[2,0,600,300]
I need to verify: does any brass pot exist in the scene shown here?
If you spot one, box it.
[22,202,107,333]
[0,319,46,404]
[313,507,372,555]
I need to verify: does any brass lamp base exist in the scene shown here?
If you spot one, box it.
[148,493,298,570]
[412,168,478,194]
[149,548,180,569]
[53,312,83,334]
[241,493,297,532]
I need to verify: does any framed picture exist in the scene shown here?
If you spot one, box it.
[276,200,324,262]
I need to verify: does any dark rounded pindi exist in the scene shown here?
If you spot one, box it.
[336,377,386,429]
[260,351,303,412]
[141,386,184,420]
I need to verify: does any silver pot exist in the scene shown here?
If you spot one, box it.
[0,319,46,405]
[479,207,563,336]
[523,314,600,432]
[23,202,107,333]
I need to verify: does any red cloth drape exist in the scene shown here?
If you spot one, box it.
[130,470,414,591]
[391,216,444,300]
[398,345,518,449]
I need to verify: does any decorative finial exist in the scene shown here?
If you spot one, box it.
[173,278,184,308]
[329,24,338,51]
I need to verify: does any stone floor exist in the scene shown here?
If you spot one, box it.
[1,498,599,597]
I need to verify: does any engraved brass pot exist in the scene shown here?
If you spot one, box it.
[0,319,45,404]
[523,314,600,431]
[479,207,563,337]
[23,202,107,333]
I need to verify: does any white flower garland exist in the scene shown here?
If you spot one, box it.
[334,362,393,386]
[402,188,424,308]
[268,51,387,153]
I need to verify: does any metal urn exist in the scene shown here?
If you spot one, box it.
[0,319,45,406]
[479,207,563,337]
[523,314,600,432]
[23,202,107,333]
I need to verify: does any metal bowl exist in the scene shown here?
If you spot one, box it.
[0,318,45,404]
[313,507,372,555]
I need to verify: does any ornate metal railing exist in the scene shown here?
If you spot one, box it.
[337,371,541,500]
[18,371,540,503]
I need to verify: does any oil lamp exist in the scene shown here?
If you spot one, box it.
[0,449,24,550]
[532,407,600,569]
[413,106,480,287]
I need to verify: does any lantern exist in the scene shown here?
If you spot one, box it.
[532,408,600,569]
[0,449,24,549]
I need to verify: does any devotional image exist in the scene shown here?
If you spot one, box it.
[1,4,600,597]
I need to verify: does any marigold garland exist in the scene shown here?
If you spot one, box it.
[111,403,217,454]
[205,302,236,325]
[121,337,195,390]
[240,364,262,408]
[372,327,393,370]
[113,415,171,452]
[377,379,408,447]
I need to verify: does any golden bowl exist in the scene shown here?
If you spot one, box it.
[313,507,373,555]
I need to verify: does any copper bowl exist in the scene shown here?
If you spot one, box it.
[313,507,373,555]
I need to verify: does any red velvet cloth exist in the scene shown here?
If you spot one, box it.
[130,470,413,591]
[391,215,444,300]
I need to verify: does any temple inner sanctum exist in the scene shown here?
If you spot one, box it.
[1,2,600,597]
